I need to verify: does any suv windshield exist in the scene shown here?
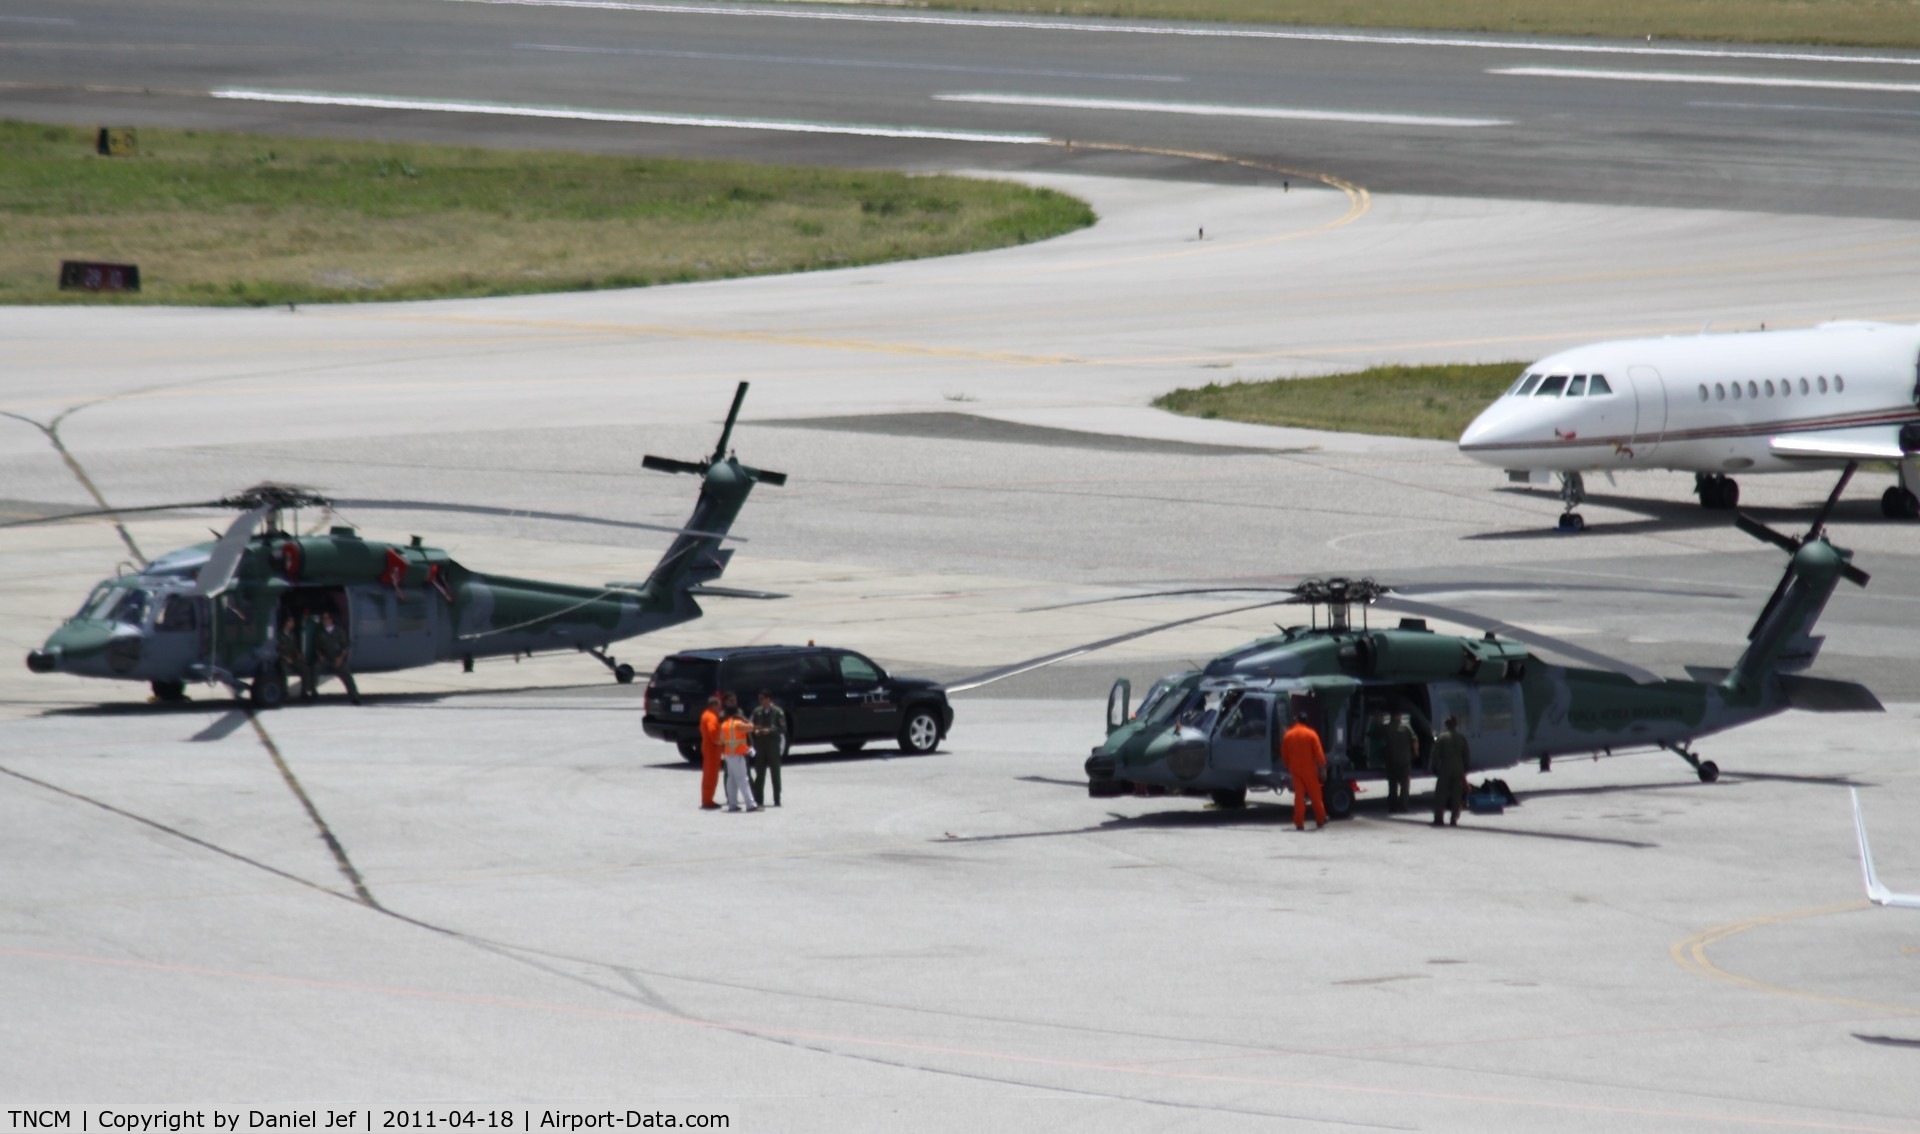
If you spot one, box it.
[652,656,718,695]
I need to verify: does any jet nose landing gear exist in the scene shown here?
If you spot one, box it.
[1556,471,1586,532]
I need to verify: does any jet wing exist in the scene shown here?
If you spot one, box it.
[1852,788,1920,910]
[1769,426,1911,463]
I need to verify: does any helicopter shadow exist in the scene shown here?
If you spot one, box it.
[1470,490,1891,541]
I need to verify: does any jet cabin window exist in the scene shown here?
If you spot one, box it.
[1533,375,1568,397]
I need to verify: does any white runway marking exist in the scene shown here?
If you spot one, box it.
[446,0,1920,68]
[1492,66,1920,94]
[934,92,1509,128]
[208,88,1055,144]
[1691,99,1920,119]
[516,41,1189,82]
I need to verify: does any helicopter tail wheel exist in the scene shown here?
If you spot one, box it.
[248,669,288,710]
[1557,512,1586,532]
[614,663,636,685]
[1697,760,1720,784]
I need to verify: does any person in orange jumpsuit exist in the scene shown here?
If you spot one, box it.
[699,694,723,810]
[1280,712,1328,830]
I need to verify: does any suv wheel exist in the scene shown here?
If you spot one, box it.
[677,738,703,764]
[899,707,940,755]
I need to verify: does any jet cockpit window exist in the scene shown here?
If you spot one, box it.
[1533,375,1568,397]
[1565,375,1587,397]
[1510,373,1542,397]
[1588,375,1612,395]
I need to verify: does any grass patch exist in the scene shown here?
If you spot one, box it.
[1156,362,1528,440]
[927,0,1920,49]
[0,122,1094,307]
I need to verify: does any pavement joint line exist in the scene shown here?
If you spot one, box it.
[249,714,380,907]
[440,0,1920,68]
[1670,900,1920,1017]
[0,762,359,905]
[3,937,1911,1132]
[1,410,146,565]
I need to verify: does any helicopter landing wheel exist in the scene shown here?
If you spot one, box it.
[1882,486,1919,520]
[150,679,188,703]
[1323,779,1356,820]
[614,663,636,685]
[1557,512,1586,532]
[248,670,288,710]
[1209,788,1247,810]
[1697,760,1720,784]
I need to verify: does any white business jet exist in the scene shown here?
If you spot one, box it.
[1458,322,1920,530]
[1853,788,1920,910]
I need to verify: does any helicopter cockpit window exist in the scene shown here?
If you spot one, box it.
[156,594,197,631]
[104,588,150,627]
[1533,374,1568,397]
[1218,698,1268,740]
[77,582,114,619]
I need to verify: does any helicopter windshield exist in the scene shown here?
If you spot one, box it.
[76,582,113,619]
[89,586,150,626]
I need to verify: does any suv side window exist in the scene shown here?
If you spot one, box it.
[727,653,806,692]
[799,652,838,686]
[838,652,881,686]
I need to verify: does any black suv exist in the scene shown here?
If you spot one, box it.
[642,645,953,762]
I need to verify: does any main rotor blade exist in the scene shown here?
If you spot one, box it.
[1372,595,1664,684]
[946,598,1291,693]
[328,499,743,542]
[195,505,272,597]
[641,455,710,477]
[0,499,228,529]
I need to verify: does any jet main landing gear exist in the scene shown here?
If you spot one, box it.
[1556,471,1587,531]
[1695,472,1740,510]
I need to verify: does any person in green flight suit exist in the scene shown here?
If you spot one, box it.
[1431,714,1471,827]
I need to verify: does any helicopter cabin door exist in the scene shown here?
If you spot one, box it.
[1210,693,1273,773]
[347,586,440,672]
[146,592,207,676]
[1471,683,1525,770]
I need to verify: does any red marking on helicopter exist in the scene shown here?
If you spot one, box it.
[379,548,408,594]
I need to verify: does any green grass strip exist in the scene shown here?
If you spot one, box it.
[0,121,1094,306]
[928,0,1920,50]
[1156,362,1528,441]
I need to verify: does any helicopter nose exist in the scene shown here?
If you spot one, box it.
[26,648,57,673]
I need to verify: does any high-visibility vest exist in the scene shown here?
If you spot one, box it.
[719,717,751,757]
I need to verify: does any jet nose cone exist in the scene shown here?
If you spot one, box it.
[1457,402,1524,462]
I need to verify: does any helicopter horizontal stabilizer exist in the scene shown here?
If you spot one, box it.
[1684,666,1731,684]
[1778,674,1882,712]
[685,584,789,600]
